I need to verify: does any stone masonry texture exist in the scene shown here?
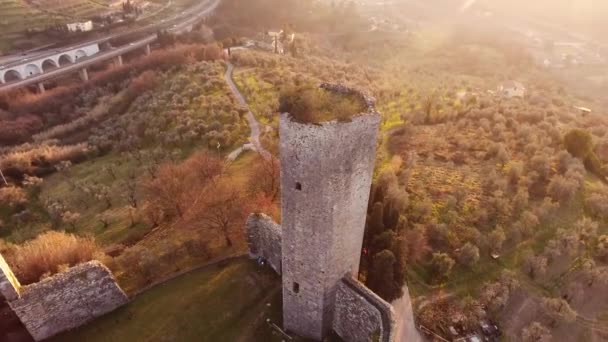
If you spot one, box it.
[333,276,396,342]
[0,253,21,302]
[9,260,128,341]
[246,213,282,274]
[280,83,381,340]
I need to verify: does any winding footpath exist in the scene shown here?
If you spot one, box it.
[224,62,271,160]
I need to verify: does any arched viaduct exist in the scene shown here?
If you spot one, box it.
[0,44,99,84]
[0,0,221,93]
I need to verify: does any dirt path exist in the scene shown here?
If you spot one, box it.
[224,62,271,160]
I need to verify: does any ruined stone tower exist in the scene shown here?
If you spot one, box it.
[280,84,381,340]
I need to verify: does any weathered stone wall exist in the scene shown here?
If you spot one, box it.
[246,213,282,275]
[9,261,128,341]
[333,276,396,342]
[0,253,21,302]
[280,86,381,340]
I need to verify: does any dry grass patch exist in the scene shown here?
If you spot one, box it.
[279,86,367,124]
[5,231,102,285]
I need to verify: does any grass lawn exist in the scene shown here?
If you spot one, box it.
[50,258,289,342]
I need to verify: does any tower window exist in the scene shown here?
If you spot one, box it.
[293,282,300,293]
[295,182,302,191]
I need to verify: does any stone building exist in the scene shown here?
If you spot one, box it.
[498,80,526,98]
[248,84,397,341]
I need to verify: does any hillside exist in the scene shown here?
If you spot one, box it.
[0,0,607,340]
[0,0,113,51]
[477,0,608,45]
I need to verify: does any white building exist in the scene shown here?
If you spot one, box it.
[498,80,526,98]
[67,21,93,32]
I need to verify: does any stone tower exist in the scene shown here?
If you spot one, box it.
[280,84,381,340]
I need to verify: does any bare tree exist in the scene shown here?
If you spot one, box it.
[542,297,576,327]
[522,322,552,342]
[248,155,280,201]
[581,259,608,287]
[195,182,247,247]
[123,173,139,209]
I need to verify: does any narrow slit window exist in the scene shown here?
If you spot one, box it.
[295,182,302,191]
[293,282,300,293]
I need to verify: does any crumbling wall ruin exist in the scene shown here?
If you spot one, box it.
[333,276,396,342]
[0,254,21,302]
[8,260,128,341]
[246,213,282,274]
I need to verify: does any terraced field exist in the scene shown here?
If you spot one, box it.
[0,0,48,37]
[0,0,112,51]
[27,0,113,20]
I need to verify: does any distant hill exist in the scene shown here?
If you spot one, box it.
[476,0,608,44]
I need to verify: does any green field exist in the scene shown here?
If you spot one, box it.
[51,258,289,342]
[0,0,111,35]
[0,0,113,51]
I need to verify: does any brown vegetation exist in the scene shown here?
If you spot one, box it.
[4,231,102,285]
[279,86,367,124]
[0,43,223,147]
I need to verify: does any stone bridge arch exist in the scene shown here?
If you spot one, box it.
[2,69,23,83]
[41,59,58,72]
[58,54,74,66]
[24,64,41,78]
[74,49,87,60]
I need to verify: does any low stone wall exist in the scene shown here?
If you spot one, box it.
[0,254,21,302]
[246,213,282,275]
[9,261,128,341]
[333,276,396,342]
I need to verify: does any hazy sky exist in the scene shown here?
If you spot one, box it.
[482,0,607,21]
[476,0,608,42]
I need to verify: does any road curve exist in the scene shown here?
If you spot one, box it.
[224,62,271,160]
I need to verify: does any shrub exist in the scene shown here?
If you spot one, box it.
[522,322,552,342]
[457,242,480,268]
[564,128,594,159]
[563,128,605,178]
[0,186,28,208]
[597,235,608,261]
[542,297,576,327]
[0,143,89,178]
[585,188,608,219]
[522,253,547,280]
[367,249,402,301]
[488,226,506,253]
[143,151,224,222]
[547,174,579,204]
[431,252,455,278]
[279,86,367,124]
[6,231,102,285]
[0,115,44,145]
[480,271,519,313]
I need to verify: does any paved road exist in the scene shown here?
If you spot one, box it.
[224,62,271,160]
